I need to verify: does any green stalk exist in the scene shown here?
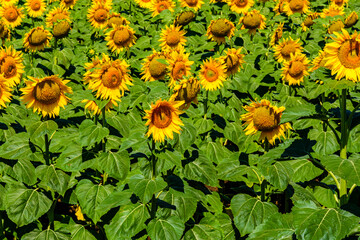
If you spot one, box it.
[204,90,209,119]
[101,107,106,152]
[261,139,269,202]
[45,133,50,165]
[339,89,348,205]
[150,139,157,219]
[48,199,57,229]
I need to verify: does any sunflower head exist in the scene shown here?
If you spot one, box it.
[144,99,184,142]
[309,50,327,72]
[207,18,235,44]
[241,99,292,145]
[321,5,344,18]
[273,37,303,63]
[23,26,52,52]
[141,50,168,82]
[60,0,78,9]
[330,0,348,7]
[105,25,136,54]
[168,48,193,87]
[0,4,24,29]
[270,22,284,47]
[82,99,118,115]
[0,46,24,87]
[328,19,344,34]
[301,12,319,31]
[53,19,71,39]
[0,75,13,109]
[220,48,245,76]
[170,77,200,109]
[46,6,70,28]
[273,0,287,15]
[281,53,310,85]
[160,25,186,52]
[151,0,175,17]
[87,3,110,29]
[25,0,46,18]
[239,9,266,35]
[344,11,358,28]
[134,0,152,8]
[199,57,226,91]
[229,0,254,14]
[283,0,309,16]
[106,13,129,28]
[0,21,10,40]
[180,0,204,11]
[175,11,195,26]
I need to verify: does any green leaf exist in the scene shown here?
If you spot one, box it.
[97,151,130,181]
[105,203,150,240]
[217,159,248,182]
[261,162,293,191]
[184,224,222,240]
[290,183,319,205]
[36,164,70,196]
[5,184,52,227]
[194,118,213,134]
[183,155,219,187]
[0,132,33,160]
[22,229,69,240]
[147,216,185,240]
[281,103,317,123]
[75,179,114,224]
[27,120,58,142]
[13,159,37,186]
[78,119,109,147]
[107,113,130,138]
[313,186,338,208]
[128,174,167,203]
[309,128,339,155]
[204,142,226,164]
[231,194,278,236]
[56,145,83,172]
[97,189,133,213]
[156,150,182,174]
[205,192,223,214]
[70,224,97,240]
[224,122,259,153]
[176,122,197,153]
[287,159,323,182]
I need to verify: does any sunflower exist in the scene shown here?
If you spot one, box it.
[87,2,110,29]
[53,19,71,39]
[206,18,235,44]
[328,19,344,34]
[241,99,291,145]
[220,48,245,76]
[105,25,136,54]
[25,0,46,18]
[0,0,18,5]
[199,57,226,91]
[0,46,24,87]
[150,0,175,17]
[323,28,360,82]
[159,25,186,52]
[134,0,152,8]
[273,37,303,63]
[82,99,118,115]
[0,5,24,29]
[0,21,10,41]
[0,75,12,109]
[169,77,200,110]
[330,0,348,8]
[281,53,310,85]
[167,48,193,88]
[60,0,78,9]
[174,10,195,26]
[228,0,254,14]
[144,99,184,143]
[83,56,102,85]
[239,9,266,35]
[88,55,133,101]
[179,0,204,11]
[273,0,288,15]
[23,26,52,52]
[106,13,129,29]
[321,5,344,18]
[344,11,358,28]
[270,22,284,47]
[46,6,70,28]
[301,12,319,31]
[309,50,327,72]
[21,75,72,118]
[283,0,309,16]
[141,50,168,82]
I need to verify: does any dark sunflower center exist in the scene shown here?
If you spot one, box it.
[113,28,130,45]
[108,17,126,28]
[281,44,296,58]
[29,29,48,46]
[33,80,61,105]
[31,0,41,11]
[52,13,67,24]
[101,67,122,88]
[303,16,314,27]
[334,0,343,6]
[172,62,186,81]
[328,20,344,34]
[166,31,180,47]
[5,8,18,22]
[94,9,108,23]
[345,13,358,28]
[253,106,279,131]
[289,61,304,78]
[175,11,195,26]
[289,0,304,12]
[338,40,360,69]
[234,0,248,7]
[157,2,170,12]
[53,21,71,38]
[211,19,232,37]
[64,0,74,4]
[204,67,219,82]
[185,0,198,6]
[152,105,173,129]
[0,56,17,78]
[243,14,261,29]
[149,58,167,78]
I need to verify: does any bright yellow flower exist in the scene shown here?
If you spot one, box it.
[159,25,186,52]
[0,46,24,87]
[167,48,193,88]
[82,99,118,115]
[270,23,284,47]
[283,0,309,16]
[105,25,136,54]
[0,4,24,28]
[141,50,168,82]
[0,75,12,109]
[169,77,200,110]
[206,18,235,44]
[228,0,254,14]
[273,37,303,63]
[87,2,110,29]
[220,48,245,76]
[199,57,226,91]
[25,0,46,18]
[46,6,70,28]
[179,0,204,11]
[281,53,310,85]
[150,0,175,17]
[23,26,52,52]
[239,9,266,35]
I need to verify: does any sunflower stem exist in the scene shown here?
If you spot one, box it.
[339,88,348,205]
[204,90,209,118]
[260,180,267,202]
[150,139,157,219]
[101,107,106,152]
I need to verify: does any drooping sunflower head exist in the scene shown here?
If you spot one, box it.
[309,50,327,72]
[228,0,254,14]
[0,21,10,40]
[270,22,284,47]
[321,5,344,18]
[46,6,70,28]
[25,0,46,18]
[106,13,129,29]
[134,0,152,8]
[23,26,52,52]
[239,9,266,35]
[170,77,200,110]
[150,0,175,17]
[220,48,245,76]
[0,75,13,109]
[273,0,288,15]
[144,99,184,143]
[167,48,193,88]
[179,0,204,11]
[330,0,348,8]
[53,19,71,39]
[207,18,235,44]
[327,19,344,34]
[283,0,309,16]
[174,10,195,26]
[241,99,292,145]
[83,55,102,85]
[344,11,358,28]
[323,28,360,82]
[0,4,24,29]
[82,99,118,115]
[88,54,133,101]
[105,25,136,54]
[281,53,310,85]
[60,0,78,9]
[0,46,24,87]
[273,37,303,63]
[141,50,168,82]
[199,57,226,91]
[160,25,186,52]
[21,75,72,118]
[301,12,319,31]
[87,2,110,29]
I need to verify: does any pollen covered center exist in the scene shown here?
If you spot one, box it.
[33,80,61,105]
[253,106,279,131]
[53,21,71,38]
[338,40,360,69]
[30,0,41,11]
[0,56,17,78]
[234,0,248,8]
[5,8,18,22]
[102,67,122,88]
[211,19,231,37]
[113,28,130,45]
[52,13,68,24]
[172,62,186,80]
[289,0,304,12]
[94,9,108,23]
[289,61,304,78]
[281,44,296,58]
[243,14,261,29]
[157,2,170,12]
[149,57,167,78]
[152,105,173,129]
[185,0,198,7]
[29,29,48,46]
[166,31,180,47]
[204,67,219,82]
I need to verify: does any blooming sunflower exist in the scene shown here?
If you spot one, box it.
[141,50,168,82]
[327,19,344,34]
[301,12,319,31]
[159,25,186,52]
[323,28,360,82]
[239,9,266,35]
[283,0,309,16]
[281,53,310,85]
[0,21,10,41]
[0,75,12,109]
[144,99,184,143]
[220,48,245,76]
[241,99,292,145]
[273,0,288,15]
[0,4,24,29]
[87,2,110,29]
[330,0,348,8]
[150,0,175,17]
[273,37,303,63]
[53,19,71,39]
[199,57,226,91]
[0,0,18,5]
[206,18,235,44]
[60,0,78,9]
[270,22,284,47]
[309,50,327,72]
[106,13,129,29]
[88,55,133,101]
[344,11,358,28]
[46,6,70,28]
[23,26,52,52]
[134,0,152,8]
[179,0,204,11]
[105,25,136,54]
[25,0,46,18]
[82,99,118,115]
[83,56,102,85]
[0,46,24,87]
[21,75,72,118]
[228,0,254,14]
[174,10,195,26]
[321,5,344,18]
[167,48,193,88]
[169,77,200,110]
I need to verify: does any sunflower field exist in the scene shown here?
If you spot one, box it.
[1,0,360,239]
